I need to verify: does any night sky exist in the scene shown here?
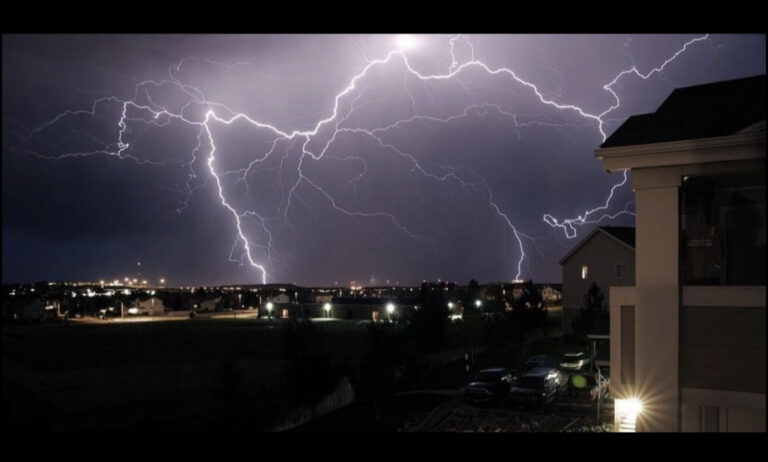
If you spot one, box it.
[2,34,765,286]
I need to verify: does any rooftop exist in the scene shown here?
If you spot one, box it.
[602,74,766,148]
[598,226,635,249]
[559,226,635,265]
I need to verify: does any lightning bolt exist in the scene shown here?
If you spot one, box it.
[7,34,711,283]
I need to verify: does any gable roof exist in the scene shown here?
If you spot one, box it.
[599,226,635,248]
[558,226,635,265]
[602,74,766,148]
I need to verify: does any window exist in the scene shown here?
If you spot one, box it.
[616,263,623,279]
[581,265,588,280]
[681,172,766,285]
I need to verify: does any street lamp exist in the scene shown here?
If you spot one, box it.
[447,302,455,310]
[386,302,395,321]
[266,302,274,317]
[323,303,332,318]
[238,293,242,309]
[475,299,482,308]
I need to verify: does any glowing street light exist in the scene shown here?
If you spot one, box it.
[447,302,455,310]
[386,302,396,321]
[323,303,332,318]
[475,299,482,308]
[159,278,165,285]
[266,302,274,316]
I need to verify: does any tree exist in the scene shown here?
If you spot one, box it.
[284,351,339,419]
[280,319,340,418]
[572,282,607,336]
[406,289,449,353]
[461,307,489,365]
[356,322,411,426]
[215,358,244,405]
[510,280,548,330]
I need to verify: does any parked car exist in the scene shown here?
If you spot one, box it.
[461,368,514,406]
[525,355,559,371]
[509,367,566,408]
[560,352,591,371]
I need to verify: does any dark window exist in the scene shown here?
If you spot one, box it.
[616,263,623,279]
[680,172,766,286]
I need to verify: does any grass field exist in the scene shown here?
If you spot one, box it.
[3,313,585,431]
[3,317,370,372]
[2,317,373,430]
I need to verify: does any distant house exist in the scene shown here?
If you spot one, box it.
[197,297,221,313]
[596,75,765,432]
[541,285,562,303]
[132,297,166,316]
[559,226,635,335]
[271,293,291,304]
[2,299,56,322]
[314,293,333,304]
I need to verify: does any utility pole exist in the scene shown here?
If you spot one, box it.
[597,365,601,420]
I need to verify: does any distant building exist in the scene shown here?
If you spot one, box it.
[559,226,636,335]
[2,299,56,322]
[132,297,166,316]
[314,293,333,304]
[271,293,291,304]
[541,285,562,303]
[197,297,221,313]
[596,75,765,432]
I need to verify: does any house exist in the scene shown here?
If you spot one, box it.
[596,74,765,432]
[271,293,291,304]
[197,297,221,313]
[540,285,562,303]
[559,226,636,335]
[132,297,166,316]
[2,299,56,322]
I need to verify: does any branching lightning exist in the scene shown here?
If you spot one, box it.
[8,34,712,283]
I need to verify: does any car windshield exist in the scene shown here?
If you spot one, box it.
[527,357,554,368]
[476,371,501,383]
[516,376,544,389]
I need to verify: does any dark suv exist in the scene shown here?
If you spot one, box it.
[524,355,559,371]
[509,367,565,408]
[462,368,513,406]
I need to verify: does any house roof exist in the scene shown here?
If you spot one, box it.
[598,226,635,248]
[601,74,766,148]
[558,226,635,265]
